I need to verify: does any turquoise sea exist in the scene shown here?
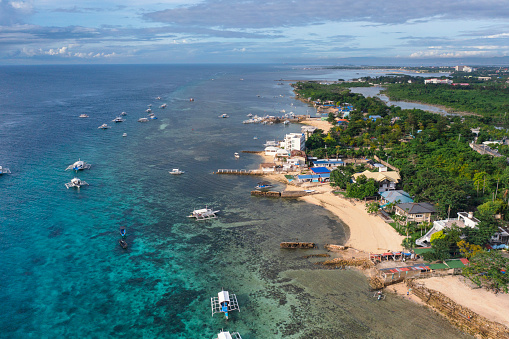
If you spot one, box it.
[0,64,470,338]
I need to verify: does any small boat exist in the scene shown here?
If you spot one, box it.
[188,207,220,220]
[234,152,240,159]
[255,181,273,189]
[120,226,126,237]
[79,114,89,118]
[98,123,110,129]
[211,289,240,319]
[169,168,184,175]
[160,103,167,109]
[218,114,229,118]
[65,159,91,171]
[189,98,194,102]
[214,331,242,339]
[148,112,155,116]
[148,104,152,107]
[146,108,152,113]
[246,113,253,117]
[119,239,128,249]
[283,120,290,125]
[123,133,127,137]
[138,118,149,122]
[112,116,125,123]
[65,177,89,189]
[121,111,127,116]
[0,166,11,175]
[253,136,258,140]
[156,96,161,100]
[150,115,158,120]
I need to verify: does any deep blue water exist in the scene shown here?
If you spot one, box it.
[0,64,469,338]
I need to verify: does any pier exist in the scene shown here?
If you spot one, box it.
[251,191,281,197]
[214,169,263,175]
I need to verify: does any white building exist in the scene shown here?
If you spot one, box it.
[424,78,453,85]
[415,212,479,247]
[282,133,305,151]
[454,65,472,72]
[264,146,279,156]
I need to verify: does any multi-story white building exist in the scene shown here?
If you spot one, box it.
[424,78,453,85]
[282,133,305,151]
[454,65,472,72]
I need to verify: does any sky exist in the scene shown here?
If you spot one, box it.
[1,0,509,65]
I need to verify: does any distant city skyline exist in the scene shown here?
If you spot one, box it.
[1,0,509,65]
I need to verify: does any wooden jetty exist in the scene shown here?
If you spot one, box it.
[280,242,317,249]
[214,169,263,175]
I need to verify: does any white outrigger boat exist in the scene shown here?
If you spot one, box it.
[234,152,240,159]
[218,114,229,118]
[79,114,89,118]
[160,103,167,109]
[121,111,127,116]
[0,166,11,175]
[65,159,91,171]
[65,177,89,189]
[169,168,184,175]
[98,123,110,129]
[211,289,240,320]
[214,331,242,339]
[112,116,125,123]
[138,117,149,122]
[188,207,219,220]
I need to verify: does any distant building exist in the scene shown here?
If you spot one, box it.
[454,65,472,72]
[424,78,453,85]
[478,76,492,81]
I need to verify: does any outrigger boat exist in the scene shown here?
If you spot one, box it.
[112,116,125,123]
[169,168,184,175]
[160,103,167,108]
[98,123,110,129]
[214,331,242,339]
[255,181,273,190]
[121,111,127,116]
[119,239,128,249]
[65,159,91,171]
[65,177,89,189]
[218,114,229,118]
[211,289,240,320]
[188,207,219,220]
[234,152,240,159]
[0,166,11,175]
[138,118,149,122]
[79,114,89,118]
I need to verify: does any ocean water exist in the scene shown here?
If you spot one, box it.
[0,64,470,338]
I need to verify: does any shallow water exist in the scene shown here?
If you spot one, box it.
[0,64,469,338]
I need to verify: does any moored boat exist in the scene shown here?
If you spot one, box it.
[234,152,240,159]
[79,114,89,118]
[255,181,273,189]
[65,159,91,171]
[0,166,11,175]
[98,123,110,129]
[138,118,149,122]
[160,103,167,108]
[188,207,219,220]
[120,226,126,237]
[210,289,240,320]
[65,177,89,189]
[169,168,184,175]
[123,133,127,137]
[112,116,125,122]
[119,239,128,249]
[214,331,242,339]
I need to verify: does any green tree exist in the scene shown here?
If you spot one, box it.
[462,250,509,293]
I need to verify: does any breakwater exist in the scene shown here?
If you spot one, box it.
[214,169,263,175]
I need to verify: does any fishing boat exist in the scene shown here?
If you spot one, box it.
[138,118,149,122]
[214,331,242,339]
[146,108,152,113]
[112,116,125,123]
[121,111,127,116]
[119,239,128,249]
[189,98,194,102]
[120,226,126,238]
[169,168,184,175]
[98,123,110,129]
[160,103,167,108]
[283,120,290,125]
[65,177,89,189]
[65,159,91,171]
[79,114,89,118]
[218,114,229,118]
[253,136,258,140]
[246,113,253,117]
[156,96,161,100]
[211,289,240,320]
[150,115,158,120]
[255,181,273,190]
[234,152,240,159]
[0,166,11,175]
[188,207,219,220]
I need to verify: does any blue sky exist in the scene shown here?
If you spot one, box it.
[1,0,509,64]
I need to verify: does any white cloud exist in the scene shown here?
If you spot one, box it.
[233,47,246,52]
[410,50,491,58]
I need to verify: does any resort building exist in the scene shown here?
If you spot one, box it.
[415,212,479,247]
[312,159,344,169]
[394,202,437,225]
[424,78,453,85]
[352,169,401,192]
[282,133,306,151]
[264,146,279,156]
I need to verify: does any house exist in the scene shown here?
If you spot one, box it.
[368,115,382,121]
[264,146,279,157]
[312,159,344,169]
[275,148,290,159]
[490,226,509,246]
[394,202,437,225]
[415,212,479,247]
[296,173,330,183]
[310,167,331,175]
[352,170,400,192]
[260,163,276,173]
[380,190,413,205]
[424,78,453,85]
